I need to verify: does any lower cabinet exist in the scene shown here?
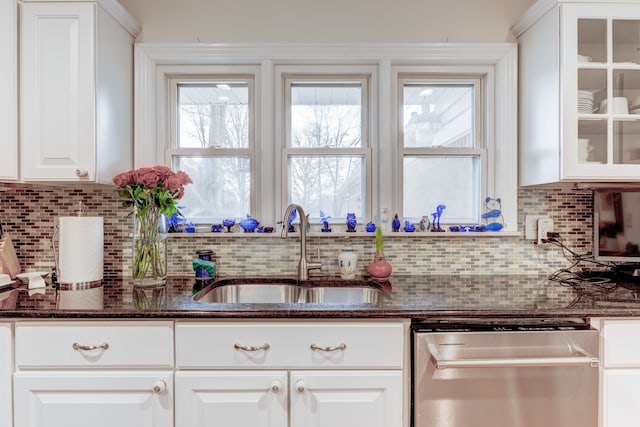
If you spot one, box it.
[290,370,402,427]
[175,320,407,427]
[8,319,407,427]
[13,321,175,427]
[175,370,402,427]
[14,371,173,427]
[0,323,11,427]
[599,319,640,427]
[175,371,288,426]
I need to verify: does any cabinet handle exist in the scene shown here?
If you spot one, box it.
[72,342,109,351]
[295,379,306,393]
[310,342,346,352]
[153,380,167,394]
[270,379,282,393]
[75,169,89,178]
[234,342,271,352]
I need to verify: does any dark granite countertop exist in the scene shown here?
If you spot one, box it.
[1,274,640,319]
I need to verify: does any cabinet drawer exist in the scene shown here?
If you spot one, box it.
[602,320,640,367]
[15,321,173,368]
[176,321,404,369]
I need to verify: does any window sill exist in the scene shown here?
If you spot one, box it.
[167,230,522,238]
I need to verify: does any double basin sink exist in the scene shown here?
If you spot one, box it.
[193,277,390,306]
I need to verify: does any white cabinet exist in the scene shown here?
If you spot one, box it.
[599,319,640,427]
[13,321,174,427]
[175,320,406,427]
[513,1,640,185]
[175,371,288,427]
[290,370,402,427]
[0,0,18,181]
[0,323,12,427]
[19,0,140,183]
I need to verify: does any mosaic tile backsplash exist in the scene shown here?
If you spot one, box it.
[0,183,593,282]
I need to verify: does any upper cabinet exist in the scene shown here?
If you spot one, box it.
[513,0,640,186]
[0,0,18,181]
[19,0,140,184]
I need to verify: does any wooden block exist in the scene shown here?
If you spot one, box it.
[0,233,21,278]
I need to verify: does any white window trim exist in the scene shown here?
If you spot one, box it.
[135,43,517,233]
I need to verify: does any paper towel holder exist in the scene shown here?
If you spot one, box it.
[52,204,103,289]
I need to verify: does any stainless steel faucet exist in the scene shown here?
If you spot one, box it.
[282,204,322,280]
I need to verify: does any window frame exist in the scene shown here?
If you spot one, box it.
[164,72,258,223]
[276,67,376,222]
[135,44,517,233]
[396,72,490,224]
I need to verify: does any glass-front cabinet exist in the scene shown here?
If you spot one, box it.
[515,1,640,185]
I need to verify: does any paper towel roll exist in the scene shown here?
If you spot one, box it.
[58,216,103,283]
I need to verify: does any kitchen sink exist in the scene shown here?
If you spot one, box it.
[303,284,388,305]
[194,278,303,304]
[193,277,390,306]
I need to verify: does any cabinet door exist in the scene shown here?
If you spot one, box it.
[563,4,640,180]
[20,2,95,181]
[0,0,17,181]
[175,371,287,427]
[14,371,173,427]
[290,370,402,427]
[0,323,12,427]
[601,369,640,427]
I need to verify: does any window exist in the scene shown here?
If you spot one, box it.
[399,77,486,223]
[280,73,372,222]
[137,44,517,232]
[167,75,256,223]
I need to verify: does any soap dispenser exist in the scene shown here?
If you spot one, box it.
[338,238,358,280]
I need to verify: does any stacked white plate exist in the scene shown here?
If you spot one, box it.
[578,90,595,113]
[578,138,594,162]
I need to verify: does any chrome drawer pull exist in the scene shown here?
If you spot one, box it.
[72,342,109,351]
[310,343,346,352]
[234,342,271,352]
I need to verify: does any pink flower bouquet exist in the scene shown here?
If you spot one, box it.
[113,166,192,286]
[113,165,192,218]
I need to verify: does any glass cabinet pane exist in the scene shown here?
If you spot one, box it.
[578,120,607,164]
[613,20,640,64]
[578,19,606,63]
[578,69,606,114]
[613,121,640,164]
[613,70,640,114]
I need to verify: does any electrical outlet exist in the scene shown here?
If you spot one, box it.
[525,215,547,240]
[537,217,554,244]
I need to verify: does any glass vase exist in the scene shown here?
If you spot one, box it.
[132,206,167,288]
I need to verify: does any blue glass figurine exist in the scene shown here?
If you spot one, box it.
[320,211,332,232]
[346,213,357,232]
[222,218,235,233]
[404,221,416,232]
[392,214,401,232]
[239,214,260,232]
[482,197,504,231]
[287,208,297,233]
[211,224,223,232]
[431,204,446,232]
[365,221,376,232]
[166,210,187,232]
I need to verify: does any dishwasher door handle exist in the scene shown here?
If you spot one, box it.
[427,343,600,369]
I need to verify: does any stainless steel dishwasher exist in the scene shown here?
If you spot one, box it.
[412,318,599,427]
